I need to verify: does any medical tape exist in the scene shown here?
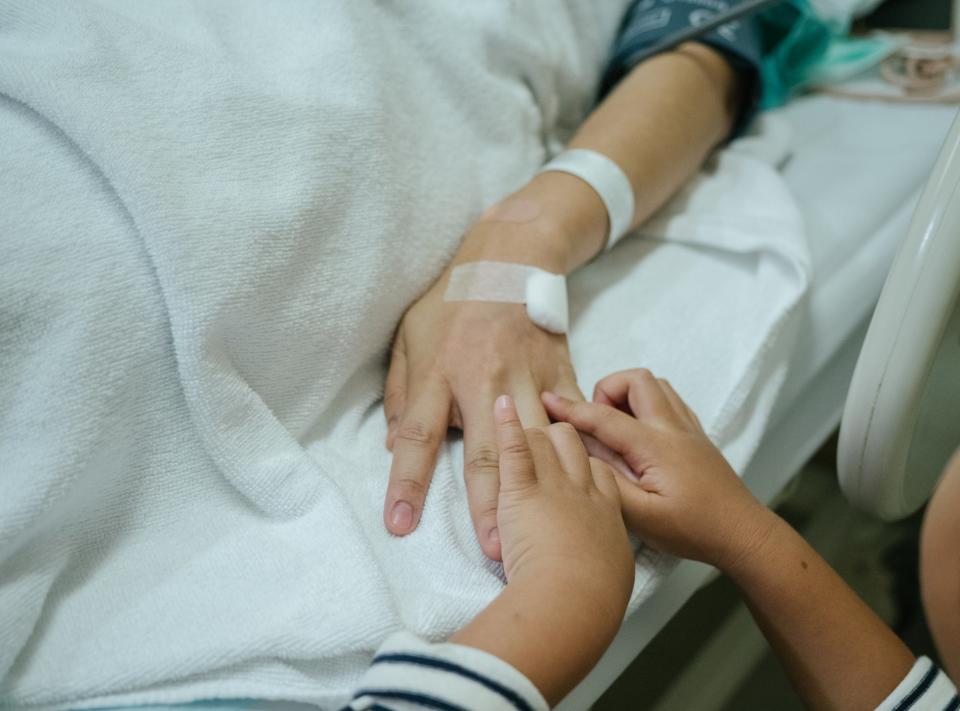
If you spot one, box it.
[444,261,568,334]
[539,148,635,251]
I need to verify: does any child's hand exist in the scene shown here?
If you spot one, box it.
[446,396,634,704]
[493,394,634,608]
[541,370,776,574]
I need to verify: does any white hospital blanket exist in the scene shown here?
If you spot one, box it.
[0,2,809,709]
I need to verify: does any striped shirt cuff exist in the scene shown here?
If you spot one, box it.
[344,631,549,711]
[874,657,957,711]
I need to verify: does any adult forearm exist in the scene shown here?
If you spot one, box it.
[568,41,739,239]
[725,514,915,710]
[459,42,740,274]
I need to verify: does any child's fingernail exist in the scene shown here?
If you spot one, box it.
[495,395,512,412]
[390,501,414,532]
[541,391,563,406]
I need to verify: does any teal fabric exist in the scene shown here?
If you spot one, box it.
[756,0,833,108]
[805,33,904,85]
[755,0,900,109]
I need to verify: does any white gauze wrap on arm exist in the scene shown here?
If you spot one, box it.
[538,148,635,250]
[445,261,569,334]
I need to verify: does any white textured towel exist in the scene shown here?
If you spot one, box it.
[0,2,809,709]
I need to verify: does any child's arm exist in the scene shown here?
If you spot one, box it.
[542,371,922,711]
[727,514,915,710]
[348,395,634,710]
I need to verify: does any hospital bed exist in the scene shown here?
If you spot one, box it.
[558,93,958,710]
[49,92,957,711]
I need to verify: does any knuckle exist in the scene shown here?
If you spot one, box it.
[473,498,499,520]
[392,476,427,500]
[396,420,441,447]
[635,367,654,380]
[467,445,500,473]
[500,440,531,459]
[524,427,547,443]
[498,411,523,429]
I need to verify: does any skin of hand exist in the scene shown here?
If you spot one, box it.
[544,369,917,710]
[450,395,634,705]
[382,212,590,561]
[541,368,775,571]
[383,42,742,558]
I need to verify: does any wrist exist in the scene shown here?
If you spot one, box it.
[524,170,609,267]
[458,170,610,274]
[455,218,574,274]
[451,565,630,705]
[719,509,791,582]
[509,562,631,631]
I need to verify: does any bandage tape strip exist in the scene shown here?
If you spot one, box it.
[445,261,569,334]
[538,148,635,251]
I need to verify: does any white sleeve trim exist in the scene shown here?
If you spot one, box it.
[874,656,958,711]
[347,630,549,711]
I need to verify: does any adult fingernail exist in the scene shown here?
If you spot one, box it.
[390,501,414,533]
[495,395,512,412]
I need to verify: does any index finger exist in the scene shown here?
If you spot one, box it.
[541,390,644,455]
[384,380,451,536]
[593,369,677,423]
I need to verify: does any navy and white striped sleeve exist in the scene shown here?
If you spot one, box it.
[874,657,957,711]
[343,631,549,711]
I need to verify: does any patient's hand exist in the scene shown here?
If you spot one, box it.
[382,215,586,560]
[542,369,776,573]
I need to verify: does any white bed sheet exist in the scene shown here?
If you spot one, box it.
[771,95,956,425]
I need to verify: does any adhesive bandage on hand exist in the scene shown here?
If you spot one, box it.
[538,148,635,251]
[444,261,568,334]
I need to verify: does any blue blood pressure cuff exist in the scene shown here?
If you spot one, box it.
[601,0,764,138]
